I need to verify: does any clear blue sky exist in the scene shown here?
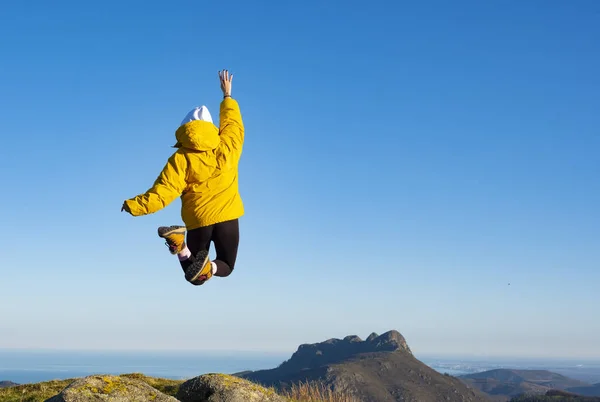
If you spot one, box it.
[0,0,598,359]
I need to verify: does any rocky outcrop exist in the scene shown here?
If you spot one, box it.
[366,332,379,342]
[238,329,489,402]
[272,330,412,375]
[44,375,178,402]
[176,374,286,402]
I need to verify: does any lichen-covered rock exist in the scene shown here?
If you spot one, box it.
[176,373,286,402]
[45,375,178,402]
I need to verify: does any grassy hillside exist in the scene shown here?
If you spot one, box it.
[0,373,357,402]
[0,374,183,402]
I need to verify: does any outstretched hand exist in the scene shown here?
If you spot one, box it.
[121,202,131,214]
[219,69,233,97]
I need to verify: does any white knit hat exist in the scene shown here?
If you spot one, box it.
[180,105,213,126]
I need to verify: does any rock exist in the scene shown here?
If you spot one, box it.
[176,373,286,402]
[239,330,488,402]
[370,330,412,353]
[366,332,379,342]
[270,329,413,375]
[45,375,178,402]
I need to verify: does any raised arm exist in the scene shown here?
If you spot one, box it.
[217,70,244,163]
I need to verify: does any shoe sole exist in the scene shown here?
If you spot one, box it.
[185,250,211,285]
[157,225,186,238]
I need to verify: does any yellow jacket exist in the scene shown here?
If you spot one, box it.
[124,98,244,229]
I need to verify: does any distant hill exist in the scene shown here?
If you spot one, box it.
[567,383,600,397]
[460,369,590,400]
[237,329,489,402]
[510,389,600,401]
[0,381,18,388]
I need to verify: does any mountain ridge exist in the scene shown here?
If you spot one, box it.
[237,329,489,402]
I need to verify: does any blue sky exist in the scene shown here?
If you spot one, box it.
[0,0,598,359]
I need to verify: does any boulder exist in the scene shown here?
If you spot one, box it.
[45,375,178,402]
[176,373,287,402]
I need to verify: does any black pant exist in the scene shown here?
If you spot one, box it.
[181,219,239,277]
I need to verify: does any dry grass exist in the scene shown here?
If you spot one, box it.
[281,380,360,402]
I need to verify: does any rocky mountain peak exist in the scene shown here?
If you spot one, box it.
[371,330,411,352]
[277,330,412,374]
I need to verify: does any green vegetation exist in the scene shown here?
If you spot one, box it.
[0,379,74,402]
[0,374,184,402]
[0,374,356,402]
[119,373,183,397]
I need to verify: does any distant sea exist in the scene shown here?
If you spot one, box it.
[2,349,600,386]
[0,349,288,385]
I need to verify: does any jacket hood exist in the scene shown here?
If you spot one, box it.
[173,120,220,151]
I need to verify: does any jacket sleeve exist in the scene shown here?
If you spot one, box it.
[124,151,188,216]
[218,97,244,163]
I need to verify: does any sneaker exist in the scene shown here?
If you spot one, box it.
[185,250,214,286]
[157,225,186,255]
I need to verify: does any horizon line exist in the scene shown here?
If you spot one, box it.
[1,347,599,362]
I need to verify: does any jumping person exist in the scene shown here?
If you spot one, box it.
[121,70,244,286]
